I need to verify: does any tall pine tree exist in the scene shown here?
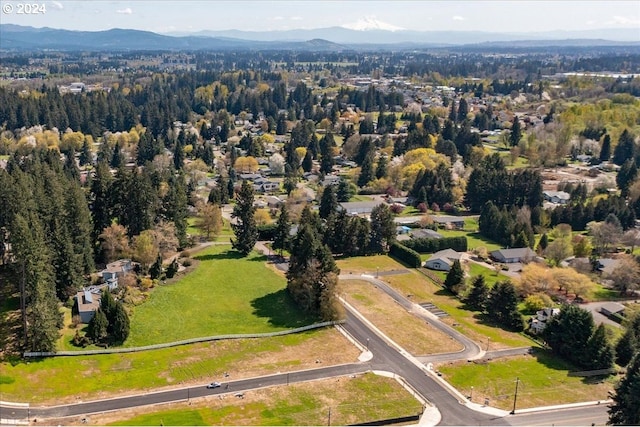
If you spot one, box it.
[231,180,258,256]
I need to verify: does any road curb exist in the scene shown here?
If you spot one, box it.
[512,399,612,415]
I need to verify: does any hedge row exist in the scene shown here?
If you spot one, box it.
[402,236,468,253]
[389,242,422,268]
[257,223,277,240]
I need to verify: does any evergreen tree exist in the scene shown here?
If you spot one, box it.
[65,180,95,274]
[319,132,336,174]
[163,173,189,248]
[166,257,179,278]
[509,116,522,147]
[613,129,636,166]
[617,159,637,198]
[600,134,611,162]
[608,353,640,426]
[616,315,640,366]
[90,161,113,248]
[110,141,124,169]
[358,151,375,187]
[87,308,108,343]
[231,180,258,256]
[466,275,489,311]
[444,260,465,293]
[448,99,457,123]
[538,233,549,251]
[100,289,117,332]
[375,155,388,179]
[112,301,130,343]
[276,113,287,135]
[272,204,291,256]
[583,323,615,370]
[149,253,163,280]
[173,140,185,170]
[457,98,469,123]
[487,281,524,331]
[369,203,395,253]
[79,139,92,166]
[10,212,61,352]
[319,186,338,219]
[302,149,313,173]
[337,178,354,202]
[542,304,594,365]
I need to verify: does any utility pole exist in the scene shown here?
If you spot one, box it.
[327,407,331,426]
[510,377,520,415]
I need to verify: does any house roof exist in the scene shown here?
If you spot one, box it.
[339,201,384,213]
[543,190,570,200]
[491,247,536,260]
[104,259,132,274]
[600,302,625,315]
[410,229,443,239]
[428,248,462,262]
[431,215,466,224]
[425,256,453,267]
[76,289,101,313]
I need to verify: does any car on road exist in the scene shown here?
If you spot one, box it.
[206,382,222,389]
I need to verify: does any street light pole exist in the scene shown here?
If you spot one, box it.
[510,377,520,415]
[366,338,370,351]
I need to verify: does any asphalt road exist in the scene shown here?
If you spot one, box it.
[0,273,610,426]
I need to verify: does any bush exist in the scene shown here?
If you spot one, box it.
[403,236,468,253]
[257,223,278,240]
[417,202,428,213]
[180,250,191,258]
[389,242,422,268]
[72,330,91,348]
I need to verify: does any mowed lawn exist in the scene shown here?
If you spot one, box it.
[100,373,422,426]
[438,351,616,410]
[126,245,316,347]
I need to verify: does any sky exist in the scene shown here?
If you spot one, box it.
[1,0,639,34]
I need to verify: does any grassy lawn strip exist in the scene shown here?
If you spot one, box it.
[466,262,510,287]
[125,245,316,347]
[89,373,423,426]
[383,271,535,349]
[0,328,359,404]
[438,352,615,410]
[438,229,502,252]
[340,280,463,355]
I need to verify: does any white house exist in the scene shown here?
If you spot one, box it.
[529,307,560,334]
[424,249,465,272]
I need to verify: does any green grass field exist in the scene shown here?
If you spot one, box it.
[466,262,511,287]
[438,351,616,410]
[438,229,503,252]
[0,327,357,404]
[105,373,422,426]
[125,245,316,347]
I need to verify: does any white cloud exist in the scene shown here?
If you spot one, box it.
[50,1,63,10]
[452,15,465,21]
[586,20,597,25]
[116,7,133,15]
[272,16,284,21]
[290,16,302,21]
[606,15,640,26]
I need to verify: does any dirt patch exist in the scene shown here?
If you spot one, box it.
[340,280,463,355]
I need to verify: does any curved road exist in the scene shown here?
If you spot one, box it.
[1,273,610,426]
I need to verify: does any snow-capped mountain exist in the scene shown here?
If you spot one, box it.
[341,16,405,32]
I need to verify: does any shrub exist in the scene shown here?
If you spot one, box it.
[417,202,428,213]
[389,242,422,268]
[403,236,468,253]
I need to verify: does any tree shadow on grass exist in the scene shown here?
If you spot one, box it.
[194,250,266,262]
[251,288,317,329]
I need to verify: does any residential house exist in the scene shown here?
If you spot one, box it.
[529,307,560,334]
[100,259,133,289]
[339,201,384,216]
[543,191,571,205]
[600,302,625,318]
[490,248,536,263]
[75,289,101,323]
[424,249,465,272]
[410,229,443,240]
[431,215,465,230]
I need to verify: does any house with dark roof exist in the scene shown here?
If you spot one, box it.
[490,248,536,263]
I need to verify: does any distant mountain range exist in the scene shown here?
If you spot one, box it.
[0,24,638,52]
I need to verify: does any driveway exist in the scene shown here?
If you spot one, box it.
[579,302,624,328]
